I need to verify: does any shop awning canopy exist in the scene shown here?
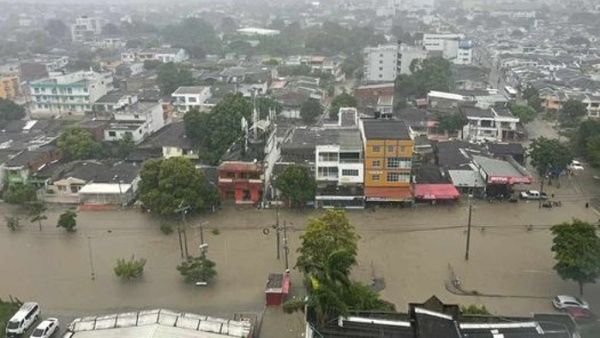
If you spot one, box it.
[365,187,413,202]
[414,184,460,200]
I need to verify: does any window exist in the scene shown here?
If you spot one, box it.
[134,114,140,119]
[67,88,72,94]
[372,160,381,168]
[387,172,410,182]
[388,157,412,168]
[108,131,116,137]
[188,97,197,103]
[379,67,383,71]
[387,157,400,168]
[399,146,406,152]
[372,145,381,152]
[341,169,359,176]
[372,174,380,181]
[387,145,394,152]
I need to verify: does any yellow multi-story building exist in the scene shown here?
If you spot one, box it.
[360,119,414,203]
[0,75,20,100]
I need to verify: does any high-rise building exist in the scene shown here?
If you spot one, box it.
[71,16,105,43]
[422,33,473,65]
[363,44,400,83]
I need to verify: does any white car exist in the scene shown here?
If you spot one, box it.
[519,190,548,200]
[30,318,59,338]
[568,160,584,171]
[552,295,589,310]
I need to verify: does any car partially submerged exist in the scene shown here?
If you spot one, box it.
[520,190,548,200]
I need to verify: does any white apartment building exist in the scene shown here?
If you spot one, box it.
[171,86,212,113]
[71,16,104,43]
[30,71,113,117]
[398,44,429,75]
[363,44,400,83]
[315,129,364,208]
[104,101,165,144]
[121,48,189,64]
[461,106,520,143]
[422,34,473,65]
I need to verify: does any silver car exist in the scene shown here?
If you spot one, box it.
[552,295,589,310]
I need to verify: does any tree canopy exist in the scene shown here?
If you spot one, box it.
[275,165,316,207]
[157,62,195,95]
[551,219,600,295]
[57,210,77,232]
[300,98,322,125]
[329,93,357,120]
[57,127,106,161]
[162,18,221,57]
[561,99,587,121]
[521,86,542,112]
[2,184,37,205]
[138,157,219,216]
[45,19,69,41]
[395,57,452,98]
[528,137,573,176]
[573,120,600,163]
[177,252,217,284]
[183,93,253,165]
[0,99,26,121]
[509,104,537,124]
[293,210,393,326]
[436,113,467,134]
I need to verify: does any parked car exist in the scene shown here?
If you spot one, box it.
[568,160,584,171]
[30,318,59,338]
[563,307,597,323]
[552,295,589,310]
[5,302,40,337]
[519,190,548,200]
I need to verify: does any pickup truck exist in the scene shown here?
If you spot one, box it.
[520,190,548,200]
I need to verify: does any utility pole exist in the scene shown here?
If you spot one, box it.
[465,200,472,261]
[275,193,280,260]
[87,235,96,280]
[283,220,289,270]
[176,204,191,258]
[538,173,546,209]
[177,225,184,259]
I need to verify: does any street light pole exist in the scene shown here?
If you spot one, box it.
[275,192,280,260]
[465,202,472,261]
[283,220,289,270]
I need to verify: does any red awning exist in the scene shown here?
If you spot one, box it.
[365,187,413,201]
[414,184,460,200]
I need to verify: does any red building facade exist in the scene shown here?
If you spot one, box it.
[217,161,263,205]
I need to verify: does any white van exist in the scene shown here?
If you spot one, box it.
[5,302,40,337]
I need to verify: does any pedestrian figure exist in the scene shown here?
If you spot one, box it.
[586,202,589,208]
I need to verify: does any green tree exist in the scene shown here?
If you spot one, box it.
[138,157,218,216]
[561,99,587,121]
[573,120,600,157]
[461,304,491,315]
[116,133,135,158]
[27,201,47,231]
[45,19,69,41]
[329,93,357,120]
[183,94,253,165]
[57,127,106,160]
[528,137,573,175]
[143,59,161,70]
[509,104,537,124]
[586,135,600,168]
[551,219,600,295]
[114,256,147,279]
[177,252,217,284]
[396,57,452,98]
[157,62,195,95]
[522,86,542,112]
[0,98,26,121]
[275,165,316,208]
[437,113,467,134]
[5,215,20,231]
[56,210,77,232]
[297,210,359,276]
[2,184,37,204]
[292,210,393,327]
[300,98,322,124]
[161,18,221,56]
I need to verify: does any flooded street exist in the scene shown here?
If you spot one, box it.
[1,173,600,320]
